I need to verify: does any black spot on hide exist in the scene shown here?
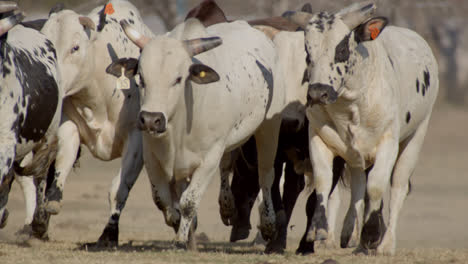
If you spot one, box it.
[406,111,411,123]
[334,34,351,64]
[4,43,59,142]
[255,60,274,113]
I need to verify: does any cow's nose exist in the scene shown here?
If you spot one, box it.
[307,83,338,106]
[138,111,167,134]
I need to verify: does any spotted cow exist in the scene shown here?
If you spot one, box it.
[285,1,439,255]
[0,2,63,239]
[40,0,155,243]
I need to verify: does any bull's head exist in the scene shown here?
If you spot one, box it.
[106,20,222,136]
[284,1,387,106]
[41,10,96,96]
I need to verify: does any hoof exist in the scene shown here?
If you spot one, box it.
[296,239,315,255]
[45,200,61,215]
[258,223,277,242]
[0,208,9,228]
[15,225,33,242]
[172,240,188,250]
[230,224,250,242]
[264,238,285,254]
[96,223,119,248]
[306,227,328,242]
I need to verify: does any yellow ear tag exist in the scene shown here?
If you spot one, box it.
[199,71,206,78]
[116,67,130,90]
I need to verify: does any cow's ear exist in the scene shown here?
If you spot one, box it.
[354,17,388,42]
[189,63,219,84]
[106,58,139,78]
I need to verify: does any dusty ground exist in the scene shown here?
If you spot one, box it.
[1,103,468,263]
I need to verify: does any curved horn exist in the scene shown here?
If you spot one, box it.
[336,1,376,30]
[183,36,222,57]
[281,11,313,29]
[0,12,24,36]
[120,19,150,49]
[0,1,17,13]
[79,16,96,31]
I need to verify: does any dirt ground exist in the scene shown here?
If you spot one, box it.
[1,103,467,263]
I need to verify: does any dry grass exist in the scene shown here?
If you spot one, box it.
[0,240,467,264]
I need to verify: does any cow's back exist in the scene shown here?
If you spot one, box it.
[379,26,438,139]
[189,21,286,149]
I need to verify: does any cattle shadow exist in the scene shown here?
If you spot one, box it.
[77,239,265,255]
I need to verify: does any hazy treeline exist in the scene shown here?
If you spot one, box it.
[20,0,468,106]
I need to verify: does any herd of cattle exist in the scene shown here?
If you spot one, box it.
[0,0,438,257]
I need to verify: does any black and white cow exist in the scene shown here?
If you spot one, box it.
[0,2,63,239]
[285,1,439,255]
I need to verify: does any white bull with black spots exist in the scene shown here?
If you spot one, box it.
[108,17,286,249]
[40,0,154,244]
[285,1,439,255]
[0,2,63,239]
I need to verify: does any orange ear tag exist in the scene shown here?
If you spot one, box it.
[104,3,115,15]
[370,26,380,40]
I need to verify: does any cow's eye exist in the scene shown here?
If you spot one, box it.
[71,45,80,54]
[173,76,182,86]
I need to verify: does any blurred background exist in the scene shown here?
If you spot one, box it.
[19,0,468,107]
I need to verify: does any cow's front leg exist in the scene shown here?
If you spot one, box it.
[377,117,430,255]
[218,151,236,226]
[97,129,143,247]
[341,167,366,248]
[360,131,398,253]
[307,129,334,242]
[145,157,179,232]
[0,170,14,229]
[174,145,224,250]
[254,117,281,242]
[45,120,80,215]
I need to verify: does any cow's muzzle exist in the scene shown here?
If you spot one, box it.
[307,83,338,106]
[138,111,167,135]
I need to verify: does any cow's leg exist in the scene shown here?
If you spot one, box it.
[15,175,36,226]
[230,137,260,242]
[265,151,288,254]
[97,130,143,247]
[341,167,366,248]
[323,181,340,249]
[377,118,430,256]
[359,131,399,252]
[45,120,80,215]
[254,118,281,242]
[174,145,224,250]
[146,159,179,232]
[0,170,14,229]
[296,190,317,255]
[218,151,236,226]
[31,174,50,240]
[307,129,334,242]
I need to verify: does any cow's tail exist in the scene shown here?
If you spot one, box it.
[14,137,58,178]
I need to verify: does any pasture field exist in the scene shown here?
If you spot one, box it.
[1,103,468,263]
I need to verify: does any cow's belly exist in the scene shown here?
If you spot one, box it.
[64,101,125,161]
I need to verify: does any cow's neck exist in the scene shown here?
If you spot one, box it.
[322,43,388,167]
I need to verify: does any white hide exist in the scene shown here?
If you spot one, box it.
[303,12,438,255]
[136,19,286,245]
[40,0,154,217]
